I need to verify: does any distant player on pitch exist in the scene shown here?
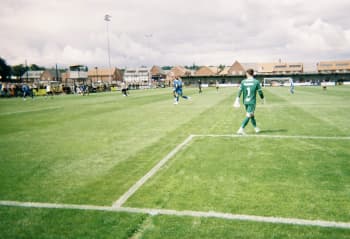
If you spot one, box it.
[290,78,295,94]
[173,76,191,104]
[234,68,264,135]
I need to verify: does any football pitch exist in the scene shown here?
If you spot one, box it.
[0,86,350,238]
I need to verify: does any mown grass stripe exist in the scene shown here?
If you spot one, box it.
[0,106,63,116]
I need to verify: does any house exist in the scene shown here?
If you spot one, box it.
[195,66,219,76]
[169,66,191,77]
[123,67,151,87]
[61,65,88,86]
[150,66,167,87]
[88,67,123,85]
[40,69,62,83]
[257,63,275,74]
[61,65,89,94]
[227,61,245,75]
[258,62,303,74]
[317,60,350,73]
[196,61,256,77]
[21,70,44,83]
[150,65,167,81]
[166,66,192,83]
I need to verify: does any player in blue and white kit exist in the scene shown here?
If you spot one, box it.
[290,78,294,94]
[173,76,191,104]
[22,84,32,101]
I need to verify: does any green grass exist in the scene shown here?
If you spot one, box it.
[127,137,350,221]
[0,206,146,239]
[1,86,350,238]
[141,215,350,239]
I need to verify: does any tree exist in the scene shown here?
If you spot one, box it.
[30,64,45,71]
[218,64,226,71]
[185,63,199,71]
[161,66,172,70]
[12,64,27,80]
[0,57,11,81]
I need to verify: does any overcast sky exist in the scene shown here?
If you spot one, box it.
[1,0,350,68]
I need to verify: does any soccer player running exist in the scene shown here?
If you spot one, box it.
[173,76,191,104]
[22,84,32,101]
[198,79,202,94]
[46,83,54,98]
[234,68,264,135]
[290,78,295,94]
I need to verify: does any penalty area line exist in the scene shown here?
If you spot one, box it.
[112,134,195,208]
[192,134,350,140]
[0,200,349,229]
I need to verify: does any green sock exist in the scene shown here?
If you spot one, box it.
[251,116,257,127]
[242,117,250,128]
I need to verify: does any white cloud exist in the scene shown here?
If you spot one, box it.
[285,18,350,61]
[1,0,350,67]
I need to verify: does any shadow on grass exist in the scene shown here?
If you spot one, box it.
[259,129,288,134]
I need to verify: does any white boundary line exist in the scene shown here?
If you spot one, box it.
[112,134,194,208]
[0,200,111,212]
[122,207,350,229]
[1,200,349,229]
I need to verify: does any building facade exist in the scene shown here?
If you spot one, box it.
[123,67,151,88]
[21,70,44,83]
[40,69,62,83]
[258,62,304,74]
[87,67,123,85]
[317,60,350,73]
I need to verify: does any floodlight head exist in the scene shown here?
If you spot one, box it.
[104,14,111,21]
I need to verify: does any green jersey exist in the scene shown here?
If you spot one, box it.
[238,77,264,105]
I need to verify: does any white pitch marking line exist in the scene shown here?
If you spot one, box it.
[1,201,349,229]
[0,200,112,212]
[193,134,350,140]
[112,134,195,208]
[121,207,350,229]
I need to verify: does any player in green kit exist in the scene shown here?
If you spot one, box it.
[233,68,264,135]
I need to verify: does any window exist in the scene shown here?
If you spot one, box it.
[336,63,349,66]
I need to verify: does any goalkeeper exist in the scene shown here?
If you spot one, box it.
[234,69,264,135]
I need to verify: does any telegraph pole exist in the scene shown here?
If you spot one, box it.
[104,14,112,82]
